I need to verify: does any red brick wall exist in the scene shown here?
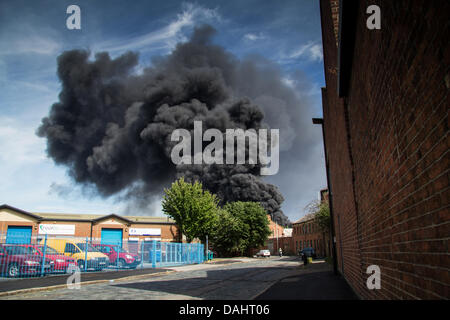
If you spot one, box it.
[292,220,330,257]
[321,0,449,299]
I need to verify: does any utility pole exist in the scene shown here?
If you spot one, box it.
[206,235,208,261]
[276,221,279,252]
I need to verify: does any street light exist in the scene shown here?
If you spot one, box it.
[312,117,338,275]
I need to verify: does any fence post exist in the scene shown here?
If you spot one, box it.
[40,234,48,276]
[171,243,174,264]
[140,240,144,269]
[84,237,88,272]
[116,245,119,269]
[152,240,156,268]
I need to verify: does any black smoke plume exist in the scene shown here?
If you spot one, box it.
[37,25,292,226]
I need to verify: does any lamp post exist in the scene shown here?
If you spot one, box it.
[312,117,338,275]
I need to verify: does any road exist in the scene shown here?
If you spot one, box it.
[0,256,309,300]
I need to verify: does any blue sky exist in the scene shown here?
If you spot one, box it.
[0,1,326,221]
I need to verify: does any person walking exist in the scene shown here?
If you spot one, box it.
[278,248,283,257]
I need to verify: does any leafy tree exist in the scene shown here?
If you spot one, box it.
[162,177,219,243]
[223,201,271,255]
[210,208,248,257]
[315,201,331,232]
[306,199,331,233]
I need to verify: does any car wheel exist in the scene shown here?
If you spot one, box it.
[117,259,126,268]
[7,263,20,278]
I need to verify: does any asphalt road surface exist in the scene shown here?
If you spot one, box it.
[0,256,356,300]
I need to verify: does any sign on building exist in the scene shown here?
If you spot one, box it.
[39,224,75,235]
[129,228,161,236]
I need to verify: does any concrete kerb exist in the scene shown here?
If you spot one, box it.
[0,258,251,298]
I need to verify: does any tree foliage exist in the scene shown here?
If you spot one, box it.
[307,200,331,233]
[162,177,219,243]
[162,178,271,256]
[210,208,248,257]
[223,201,271,255]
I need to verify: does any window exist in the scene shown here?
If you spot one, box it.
[4,245,28,255]
[64,243,79,254]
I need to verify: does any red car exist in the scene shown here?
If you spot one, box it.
[20,244,76,273]
[0,244,52,277]
[93,244,141,269]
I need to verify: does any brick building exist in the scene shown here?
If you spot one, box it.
[251,214,294,255]
[0,204,179,244]
[319,0,449,299]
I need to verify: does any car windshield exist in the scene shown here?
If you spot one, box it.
[76,243,100,252]
[36,246,60,255]
[3,246,29,255]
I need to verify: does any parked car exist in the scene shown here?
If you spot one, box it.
[300,247,316,259]
[92,244,141,269]
[43,238,109,271]
[0,244,52,277]
[20,244,76,273]
[256,249,271,258]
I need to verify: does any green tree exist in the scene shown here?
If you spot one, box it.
[223,201,271,255]
[162,177,219,243]
[307,200,331,233]
[315,202,331,233]
[210,208,248,257]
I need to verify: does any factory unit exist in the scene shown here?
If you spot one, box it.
[0,204,180,245]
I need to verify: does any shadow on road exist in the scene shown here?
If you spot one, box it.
[113,261,357,300]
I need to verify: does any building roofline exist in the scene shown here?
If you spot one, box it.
[91,213,133,225]
[0,204,42,220]
[1,204,176,225]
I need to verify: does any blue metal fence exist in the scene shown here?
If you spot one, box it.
[0,233,206,279]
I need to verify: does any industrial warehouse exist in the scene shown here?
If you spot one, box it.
[0,204,179,244]
[0,204,208,278]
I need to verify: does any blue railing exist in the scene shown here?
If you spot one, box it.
[0,234,205,279]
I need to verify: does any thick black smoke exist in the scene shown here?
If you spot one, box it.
[37,25,292,226]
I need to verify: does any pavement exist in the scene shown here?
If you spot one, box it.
[0,257,358,300]
[254,260,358,300]
[0,266,171,294]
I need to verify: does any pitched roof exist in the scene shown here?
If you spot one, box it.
[1,204,175,224]
[0,204,42,220]
[292,213,316,225]
[35,212,175,224]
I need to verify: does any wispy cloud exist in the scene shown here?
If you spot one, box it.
[94,3,222,54]
[4,35,61,55]
[288,41,323,62]
[243,32,266,42]
[0,117,46,166]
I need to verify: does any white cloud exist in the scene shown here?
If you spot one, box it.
[0,30,61,56]
[0,117,46,166]
[95,3,222,54]
[288,41,323,62]
[243,32,266,42]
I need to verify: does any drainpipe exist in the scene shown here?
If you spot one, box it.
[313,117,338,275]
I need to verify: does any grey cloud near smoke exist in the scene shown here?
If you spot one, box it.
[37,25,320,226]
